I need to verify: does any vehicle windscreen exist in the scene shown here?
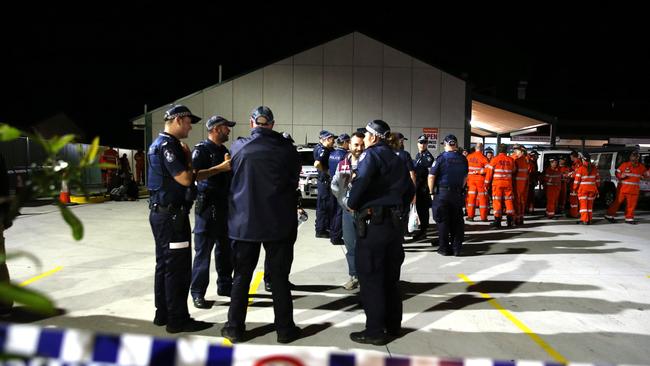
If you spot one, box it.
[299,151,315,166]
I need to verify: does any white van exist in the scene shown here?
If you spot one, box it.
[588,146,650,206]
[531,149,573,207]
[297,145,319,200]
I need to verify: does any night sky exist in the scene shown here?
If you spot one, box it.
[2,6,648,148]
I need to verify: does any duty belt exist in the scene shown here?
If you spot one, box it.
[437,186,463,193]
[150,203,187,214]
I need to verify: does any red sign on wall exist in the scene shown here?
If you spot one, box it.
[422,128,438,149]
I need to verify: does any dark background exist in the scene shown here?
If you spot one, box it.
[2,5,648,148]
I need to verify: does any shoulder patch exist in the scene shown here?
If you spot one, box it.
[359,151,367,163]
[164,149,176,163]
[192,149,200,160]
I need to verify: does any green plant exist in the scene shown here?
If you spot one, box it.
[0,123,113,315]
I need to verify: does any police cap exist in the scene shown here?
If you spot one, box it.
[396,132,408,141]
[417,134,429,143]
[364,120,391,138]
[442,134,458,146]
[251,106,275,125]
[206,115,236,130]
[319,130,337,140]
[336,133,350,143]
[164,104,201,124]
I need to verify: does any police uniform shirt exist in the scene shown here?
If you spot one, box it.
[347,141,415,211]
[227,127,300,242]
[396,150,415,172]
[328,147,348,177]
[429,151,468,190]
[192,139,231,201]
[147,132,190,206]
[314,143,332,178]
[414,150,435,189]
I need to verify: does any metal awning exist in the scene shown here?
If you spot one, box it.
[471,100,549,137]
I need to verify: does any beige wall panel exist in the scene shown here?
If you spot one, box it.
[382,68,412,128]
[323,66,353,126]
[293,66,323,126]
[263,65,293,125]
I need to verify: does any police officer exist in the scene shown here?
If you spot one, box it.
[221,106,302,344]
[327,134,350,245]
[314,130,336,238]
[347,120,414,345]
[189,115,235,309]
[413,134,435,239]
[148,104,211,333]
[428,134,468,256]
[395,132,417,185]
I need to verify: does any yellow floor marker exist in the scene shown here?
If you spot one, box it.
[221,271,265,346]
[19,266,63,287]
[458,273,568,364]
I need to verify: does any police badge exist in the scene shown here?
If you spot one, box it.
[164,149,176,163]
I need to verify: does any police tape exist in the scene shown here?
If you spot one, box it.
[0,322,590,366]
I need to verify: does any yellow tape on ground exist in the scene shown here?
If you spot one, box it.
[19,266,63,287]
[221,271,265,346]
[458,273,568,364]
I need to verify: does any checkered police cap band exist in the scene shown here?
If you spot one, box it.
[164,111,193,121]
[365,124,387,138]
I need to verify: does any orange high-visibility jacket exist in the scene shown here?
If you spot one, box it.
[467,151,489,178]
[514,156,529,185]
[544,167,562,187]
[615,162,647,194]
[485,153,515,186]
[572,163,600,192]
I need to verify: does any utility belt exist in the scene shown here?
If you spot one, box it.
[195,193,227,220]
[354,205,403,239]
[149,202,188,215]
[436,185,463,194]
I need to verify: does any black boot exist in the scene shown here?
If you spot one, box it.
[490,218,502,229]
[506,216,514,228]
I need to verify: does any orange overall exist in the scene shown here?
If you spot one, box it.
[134,151,146,185]
[466,151,489,220]
[572,163,600,224]
[567,159,582,218]
[544,166,562,218]
[557,165,570,214]
[485,153,515,222]
[526,156,539,213]
[513,156,529,224]
[605,162,647,222]
[99,148,119,186]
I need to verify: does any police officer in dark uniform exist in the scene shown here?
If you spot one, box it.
[347,120,414,345]
[148,104,211,333]
[221,106,302,344]
[327,133,350,245]
[190,115,236,309]
[428,134,468,256]
[395,132,417,185]
[413,134,435,239]
[314,130,336,238]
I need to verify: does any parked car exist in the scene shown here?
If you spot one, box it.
[588,145,650,206]
[297,144,318,200]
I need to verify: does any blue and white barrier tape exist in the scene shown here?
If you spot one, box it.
[0,322,597,366]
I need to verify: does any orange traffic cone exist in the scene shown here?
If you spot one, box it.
[59,179,70,204]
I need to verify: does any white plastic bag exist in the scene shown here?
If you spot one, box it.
[407,203,420,234]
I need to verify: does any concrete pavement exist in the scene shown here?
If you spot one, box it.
[3,199,650,364]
